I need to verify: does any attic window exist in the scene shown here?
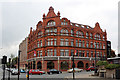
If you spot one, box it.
[61,19,68,25]
[86,26,89,28]
[76,24,79,27]
[47,20,56,27]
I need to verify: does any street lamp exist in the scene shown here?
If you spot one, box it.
[8,58,11,80]
[26,61,29,80]
[18,50,21,80]
[94,42,97,74]
[72,50,77,80]
[2,55,7,80]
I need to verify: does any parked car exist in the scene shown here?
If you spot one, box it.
[11,69,19,75]
[47,69,62,75]
[37,69,45,74]
[67,68,83,73]
[20,69,26,73]
[86,66,95,71]
[10,68,15,72]
[29,69,45,75]
[5,68,8,70]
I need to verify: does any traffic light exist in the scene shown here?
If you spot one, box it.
[2,56,7,64]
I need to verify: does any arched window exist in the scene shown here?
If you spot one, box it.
[37,61,42,69]
[47,20,56,27]
[38,31,43,38]
[77,61,84,68]
[61,61,69,70]
[45,28,57,36]
[60,29,68,36]
[76,31,84,38]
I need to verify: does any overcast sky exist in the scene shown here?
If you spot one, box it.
[0,0,119,59]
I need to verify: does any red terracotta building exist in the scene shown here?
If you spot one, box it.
[27,6,107,71]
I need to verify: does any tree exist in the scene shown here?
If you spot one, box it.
[10,53,15,59]
[96,61,108,66]
[105,64,120,69]
[11,57,18,68]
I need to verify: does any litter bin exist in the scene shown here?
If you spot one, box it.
[116,69,120,79]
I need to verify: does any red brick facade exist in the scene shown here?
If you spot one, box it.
[27,6,107,72]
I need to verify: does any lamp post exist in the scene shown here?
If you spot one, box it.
[8,58,11,80]
[72,54,75,80]
[26,61,29,80]
[72,50,77,80]
[94,42,97,74]
[18,50,21,80]
[2,55,7,80]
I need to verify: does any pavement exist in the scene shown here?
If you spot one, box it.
[64,71,100,78]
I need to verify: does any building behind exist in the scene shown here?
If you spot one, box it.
[19,37,28,69]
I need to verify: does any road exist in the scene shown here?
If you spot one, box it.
[0,68,119,80]
[0,69,96,79]
[0,65,3,80]
[10,71,95,78]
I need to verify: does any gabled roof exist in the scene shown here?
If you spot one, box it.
[46,6,57,18]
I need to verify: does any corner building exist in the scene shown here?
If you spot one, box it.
[27,7,107,71]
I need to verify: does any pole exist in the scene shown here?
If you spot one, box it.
[73,55,75,80]
[94,43,97,74]
[27,70,29,80]
[8,58,11,80]
[3,64,5,80]
[27,62,29,80]
[18,50,21,80]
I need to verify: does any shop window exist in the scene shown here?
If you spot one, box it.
[77,61,84,68]
[61,61,69,70]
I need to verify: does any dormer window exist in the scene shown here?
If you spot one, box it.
[103,36,105,41]
[61,19,68,25]
[47,20,56,27]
